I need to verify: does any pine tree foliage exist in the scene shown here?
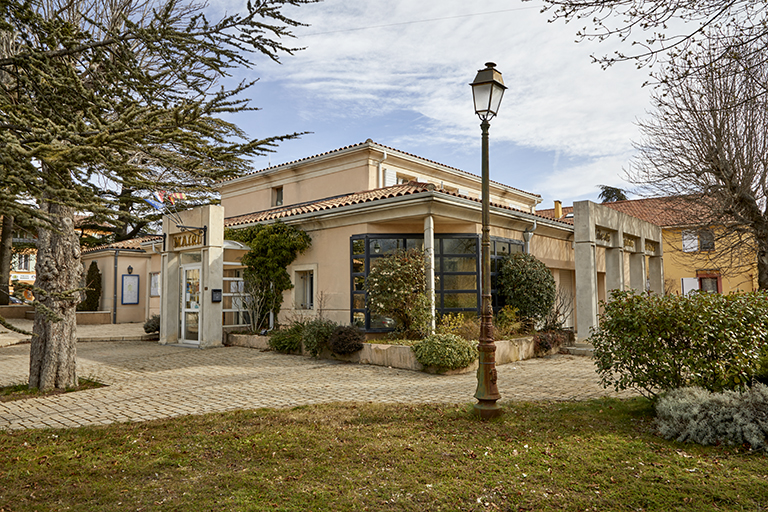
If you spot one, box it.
[0,0,315,389]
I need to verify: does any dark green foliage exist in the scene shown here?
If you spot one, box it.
[365,249,431,339]
[328,325,364,355]
[592,290,768,398]
[143,314,160,334]
[656,384,768,452]
[598,185,629,203]
[77,261,102,312]
[225,223,311,332]
[269,323,305,354]
[497,253,556,323]
[302,318,338,357]
[412,333,478,370]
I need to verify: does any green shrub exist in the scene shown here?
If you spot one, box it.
[495,305,523,339]
[143,314,160,334]
[302,318,338,357]
[366,249,431,339]
[78,261,102,311]
[497,253,556,324]
[436,313,479,341]
[269,323,305,354]
[592,290,768,398]
[655,384,768,452]
[328,325,365,355]
[413,333,478,370]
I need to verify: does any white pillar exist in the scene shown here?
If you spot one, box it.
[424,215,436,333]
[575,241,598,342]
[649,256,664,295]
[629,238,646,293]
[159,250,179,345]
[605,247,625,293]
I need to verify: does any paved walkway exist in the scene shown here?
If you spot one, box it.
[0,339,636,431]
[0,320,152,348]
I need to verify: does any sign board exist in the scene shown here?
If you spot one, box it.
[122,275,140,304]
[171,229,204,251]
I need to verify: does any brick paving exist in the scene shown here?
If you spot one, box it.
[0,338,637,431]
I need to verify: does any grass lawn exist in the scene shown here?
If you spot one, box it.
[1,398,766,511]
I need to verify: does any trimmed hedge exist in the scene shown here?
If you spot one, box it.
[413,333,478,370]
[497,253,556,323]
[592,290,768,398]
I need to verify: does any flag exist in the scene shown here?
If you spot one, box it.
[144,198,164,210]
[154,191,165,203]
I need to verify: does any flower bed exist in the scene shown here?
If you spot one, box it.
[226,333,557,373]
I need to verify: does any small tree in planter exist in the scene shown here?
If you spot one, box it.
[365,249,431,339]
[225,223,311,333]
[77,261,102,312]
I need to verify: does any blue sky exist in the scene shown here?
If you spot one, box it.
[211,0,658,209]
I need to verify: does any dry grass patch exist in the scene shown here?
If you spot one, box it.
[0,399,766,511]
[0,378,104,403]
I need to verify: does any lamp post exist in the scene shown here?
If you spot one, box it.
[470,62,506,419]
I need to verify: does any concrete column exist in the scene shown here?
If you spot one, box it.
[424,215,436,333]
[629,238,647,293]
[200,246,223,348]
[575,241,598,342]
[649,256,664,295]
[605,247,624,293]
[159,251,179,345]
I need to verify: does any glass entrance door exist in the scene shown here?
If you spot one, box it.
[180,265,201,344]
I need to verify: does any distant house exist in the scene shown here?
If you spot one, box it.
[538,197,757,295]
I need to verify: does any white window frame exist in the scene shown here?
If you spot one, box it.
[293,264,317,311]
[682,230,698,252]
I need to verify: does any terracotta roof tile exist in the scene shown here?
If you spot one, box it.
[82,234,163,254]
[538,197,712,228]
[225,182,571,228]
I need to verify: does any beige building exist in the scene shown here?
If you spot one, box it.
[219,140,578,333]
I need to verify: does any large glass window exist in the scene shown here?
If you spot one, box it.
[350,234,522,331]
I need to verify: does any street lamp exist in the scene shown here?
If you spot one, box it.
[470,62,506,419]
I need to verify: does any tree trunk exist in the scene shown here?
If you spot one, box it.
[757,234,768,291]
[29,202,83,390]
[0,215,13,306]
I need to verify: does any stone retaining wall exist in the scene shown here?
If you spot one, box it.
[226,333,557,373]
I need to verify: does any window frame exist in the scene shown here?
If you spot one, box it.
[349,234,522,332]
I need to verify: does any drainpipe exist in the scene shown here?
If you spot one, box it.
[377,150,387,188]
[523,221,537,254]
[112,250,119,324]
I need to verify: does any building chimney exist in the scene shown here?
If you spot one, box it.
[554,200,563,219]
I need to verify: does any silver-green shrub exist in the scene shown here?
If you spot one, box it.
[412,333,478,370]
[656,384,768,452]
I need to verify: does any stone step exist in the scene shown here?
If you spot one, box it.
[562,343,594,357]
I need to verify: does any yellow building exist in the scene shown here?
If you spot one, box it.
[539,197,757,295]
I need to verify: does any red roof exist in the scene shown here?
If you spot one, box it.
[82,235,163,254]
[538,197,713,228]
[225,182,570,228]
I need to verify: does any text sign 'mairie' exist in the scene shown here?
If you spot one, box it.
[172,229,204,250]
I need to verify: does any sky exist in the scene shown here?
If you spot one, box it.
[210,0,660,209]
